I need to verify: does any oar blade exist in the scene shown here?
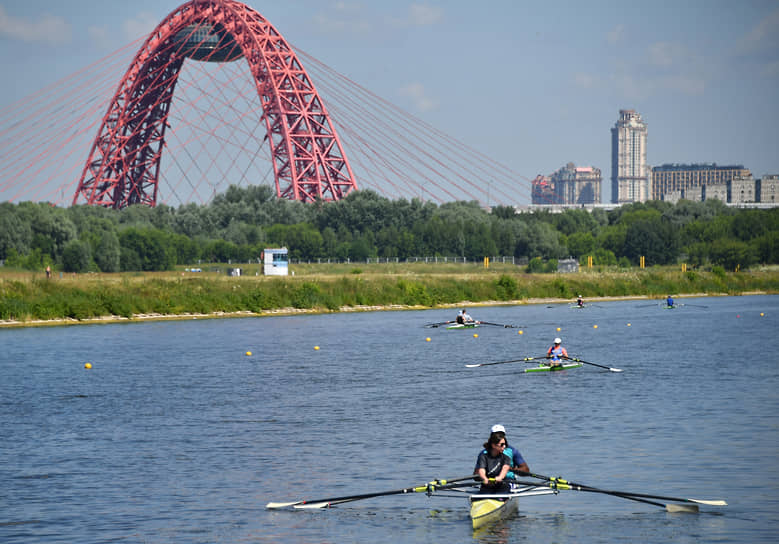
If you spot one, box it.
[566,357,623,373]
[266,501,302,509]
[294,502,331,509]
[666,503,698,513]
[465,363,483,368]
[690,499,727,506]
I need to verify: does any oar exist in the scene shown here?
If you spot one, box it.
[682,303,709,308]
[514,472,726,512]
[424,321,453,328]
[509,479,685,510]
[266,475,476,509]
[478,321,523,328]
[563,356,623,373]
[466,356,546,368]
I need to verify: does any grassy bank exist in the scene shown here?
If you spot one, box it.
[1,263,778,326]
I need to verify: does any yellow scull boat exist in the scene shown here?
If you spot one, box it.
[469,484,557,529]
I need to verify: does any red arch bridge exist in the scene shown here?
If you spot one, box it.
[0,0,535,208]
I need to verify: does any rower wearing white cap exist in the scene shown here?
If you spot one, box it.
[546,337,568,368]
[492,424,529,477]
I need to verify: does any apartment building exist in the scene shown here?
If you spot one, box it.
[611,109,649,203]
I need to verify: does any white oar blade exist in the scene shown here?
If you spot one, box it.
[610,368,623,372]
[666,503,698,513]
[266,501,301,509]
[294,502,331,509]
[465,364,482,368]
[690,499,727,506]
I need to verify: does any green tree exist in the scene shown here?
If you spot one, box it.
[119,228,176,271]
[553,208,600,237]
[349,234,375,261]
[709,239,757,270]
[491,205,517,219]
[567,231,596,258]
[95,230,121,272]
[623,219,679,265]
[266,223,324,260]
[527,221,565,260]
[62,239,92,272]
[0,205,32,259]
[16,203,77,261]
[753,231,779,263]
[592,248,617,266]
[527,257,545,273]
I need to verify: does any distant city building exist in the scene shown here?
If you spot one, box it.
[758,175,779,204]
[611,109,649,204]
[703,183,728,202]
[531,174,556,204]
[730,174,757,203]
[651,163,752,202]
[550,163,602,205]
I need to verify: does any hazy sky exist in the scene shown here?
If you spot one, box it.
[1,0,777,194]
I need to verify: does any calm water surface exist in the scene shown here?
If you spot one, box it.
[1,295,777,543]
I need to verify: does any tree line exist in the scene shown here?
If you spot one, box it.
[1,185,777,273]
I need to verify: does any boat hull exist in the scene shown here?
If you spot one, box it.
[468,485,557,529]
[446,323,479,330]
[525,362,583,373]
[469,497,518,529]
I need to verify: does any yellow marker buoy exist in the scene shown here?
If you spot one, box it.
[314,346,320,350]
[84,363,92,369]
[518,330,523,335]
[627,323,631,327]
[473,333,478,338]
[760,313,764,317]
[245,351,252,356]
[556,327,561,332]
[593,324,598,329]
[425,337,431,342]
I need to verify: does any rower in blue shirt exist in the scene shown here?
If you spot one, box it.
[667,295,675,308]
[490,424,529,478]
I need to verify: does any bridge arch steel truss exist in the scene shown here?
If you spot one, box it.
[73,0,357,208]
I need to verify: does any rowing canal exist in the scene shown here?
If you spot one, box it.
[1,295,777,543]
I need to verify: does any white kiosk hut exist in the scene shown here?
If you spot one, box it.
[263,248,289,276]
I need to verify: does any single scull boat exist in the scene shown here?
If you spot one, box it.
[446,323,479,330]
[524,362,583,373]
[469,484,557,529]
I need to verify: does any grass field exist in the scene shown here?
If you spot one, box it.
[2,263,777,326]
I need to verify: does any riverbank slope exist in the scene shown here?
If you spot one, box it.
[2,264,777,328]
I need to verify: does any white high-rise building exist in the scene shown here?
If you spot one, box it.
[611,109,649,203]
